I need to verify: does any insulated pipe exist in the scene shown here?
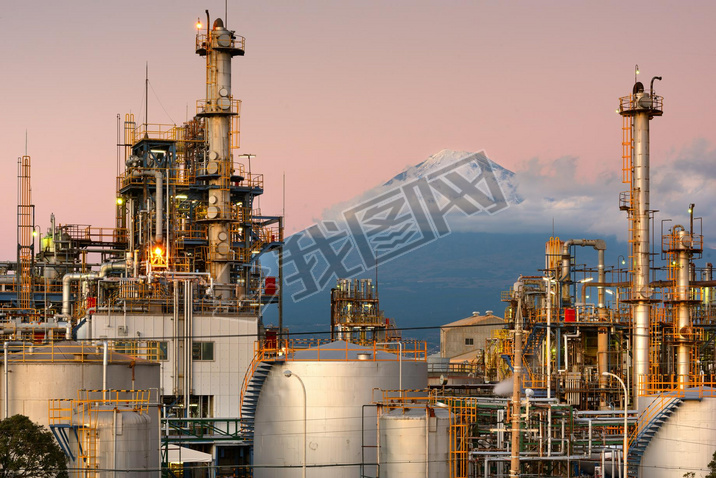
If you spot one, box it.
[598,328,609,409]
[153,271,214,298]
[61,262,126,317]
[559,239,606,306]
[3,342,8,419]
[102,341,108,400]
[703,263,713,310]
[62,273,98,316]
[558,330,581,373]
[543,278,552,400]
[132,169,163,244]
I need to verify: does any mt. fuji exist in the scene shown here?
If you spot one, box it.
[267,149,632,347]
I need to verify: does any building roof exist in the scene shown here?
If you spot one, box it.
[441,312,505,328]
[448,349,484,363]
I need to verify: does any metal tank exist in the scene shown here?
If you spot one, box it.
[639,396,716,478]
[379,406,450,478]
[74,405,158,478]
[252,340,428,478]
[0,341,159,428]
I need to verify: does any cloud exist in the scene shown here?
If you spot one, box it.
[450,139,716,249]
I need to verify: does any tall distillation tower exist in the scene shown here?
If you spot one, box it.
[619,76,662,402]
[197,14,245,298]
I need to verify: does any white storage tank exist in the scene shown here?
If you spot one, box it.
[73,405,158,478]
[639,395,716,478]
[252,340,428,478]
[0,341,160,428]
[379,406,450,478]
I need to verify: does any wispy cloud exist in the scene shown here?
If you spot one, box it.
[451,139,716,249]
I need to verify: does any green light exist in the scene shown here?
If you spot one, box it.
[117,197,124,205]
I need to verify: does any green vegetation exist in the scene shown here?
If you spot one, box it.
[0,415,68,478]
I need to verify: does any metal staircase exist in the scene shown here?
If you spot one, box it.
[240,361,274,440]
[627,396,683,477]
[524,326,546,356]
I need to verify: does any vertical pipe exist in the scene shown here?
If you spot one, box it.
[597,249,605,308]
[544,277,552,400]
[703,263,713,310]
[113,409,118,478]
[184,280,192,417]
[278,217,284,346]
[425,406,430,478]
[510,295,523,478]
[173,281,179,396]
[547,406,552,457]
[598,328,608,409]
[3,342,8,419]
[399,342,403,393]
[103,341,108,400]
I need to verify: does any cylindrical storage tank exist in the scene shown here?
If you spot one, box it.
[379,406,450,478]
[97,407,157,477]
[67,406,159,478]
[252,340,428,478]
[639,396,716,478]
[0,341,160,428]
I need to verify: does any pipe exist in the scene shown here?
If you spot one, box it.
[510,290,523,478]
[703,263,713,310]
[183,280,192,417]
[547,406,552,457]
[3,342,8,419]
[132,169,163,244]
[559,239,606,308]
[544,278,552,400]
[61,272,98,316]
[598,328,609,409]
[61,262,127,317]
[113,409,118,478]
[154,271,214,298]
[103,341,108,400]
[558,330,580,374]
[425,406,430,478]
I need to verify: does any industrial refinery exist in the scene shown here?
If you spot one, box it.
[1,7,715,478]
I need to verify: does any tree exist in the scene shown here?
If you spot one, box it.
[708,448,716,478]
[0,414,68,478]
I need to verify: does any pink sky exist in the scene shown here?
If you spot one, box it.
[1,0,715,259]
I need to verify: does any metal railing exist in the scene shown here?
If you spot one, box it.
[8,341,160,363]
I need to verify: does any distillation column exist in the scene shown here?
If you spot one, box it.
[197,16,243,295]
[675,227,692,387]
[619,79,662,400]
